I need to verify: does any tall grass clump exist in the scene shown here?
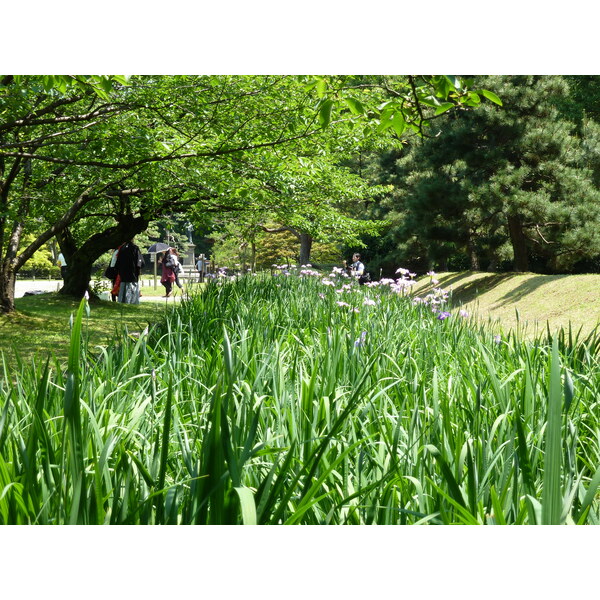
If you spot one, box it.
[0,272,598,524]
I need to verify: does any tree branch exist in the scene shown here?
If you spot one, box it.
[14,183,109,270]
[260,224,300,239]
[0,95,89,134]
[1,105,127,131]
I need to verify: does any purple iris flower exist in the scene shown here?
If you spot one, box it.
[354,331,367,347]
[437,311,451,321]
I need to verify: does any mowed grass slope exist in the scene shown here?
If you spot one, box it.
[412,272,600,338]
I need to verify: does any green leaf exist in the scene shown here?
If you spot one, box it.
[435,102,454,116]
[112,75,130,86]
[542,338,563,525]
[377,100,393,112]
[376,106,396,133]
[418,95,442,108]
[303,80,318,93]
[563,370,574,412]
[489,485,507,525]
[480,89,503,106]
[465,92,481,105]
[431,76,452,99]
[445,76,461,91]
[156,373,174,523]
[390,112,406,136]
[234,486,257,525]
[344,97,365,116]
[427,445,468,510]
[316,78,327,99]
[577,464,600,523]
[97,76,113,94]
[318,99,334,128]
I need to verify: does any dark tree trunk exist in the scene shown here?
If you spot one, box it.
[0,216,24,314]
[0,268,16,313]
[60,215,150,298]
[56,228,78,266]
[507,214,529,272]
[299,232,313,265]
[467,238,480,271]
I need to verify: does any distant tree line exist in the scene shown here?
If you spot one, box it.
[358,75,600,276]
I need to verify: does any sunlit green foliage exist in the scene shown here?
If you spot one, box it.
[0,274,598,524]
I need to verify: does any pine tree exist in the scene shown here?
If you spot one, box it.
[370,75,600,273]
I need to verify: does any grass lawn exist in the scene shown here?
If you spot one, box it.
[138,280,204,297]
[1,292,172,368]
[411,271,600,339]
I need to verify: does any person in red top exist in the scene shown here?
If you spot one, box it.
[160,248,176,297]
[107,245,123,301]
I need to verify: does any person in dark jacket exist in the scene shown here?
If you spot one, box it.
[115,238,145,304]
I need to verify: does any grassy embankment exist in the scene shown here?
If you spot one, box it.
[412,271,600,339]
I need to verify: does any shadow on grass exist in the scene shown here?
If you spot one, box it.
[494,275,559,307]
[435,272,515,305]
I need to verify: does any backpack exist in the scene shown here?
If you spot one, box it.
[358,272,371,285]
[104,265,118,280]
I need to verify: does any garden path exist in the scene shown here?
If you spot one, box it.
[14,279,183,302]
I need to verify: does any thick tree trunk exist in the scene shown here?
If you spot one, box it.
[299,232,313,265]
[0,268,16,313]
[60,215,150,298]
[507,214,529,272]
[56,228,78,266]
[0,212,25,313]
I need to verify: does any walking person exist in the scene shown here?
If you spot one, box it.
[160,248,176,297]
[170,248,184,291]
[105,245,122,301]
[115,238,145,304]
[56,252,68,281]
[196,254,205,283]
[349,253,365,278]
